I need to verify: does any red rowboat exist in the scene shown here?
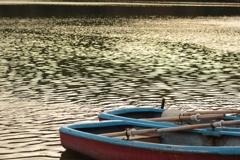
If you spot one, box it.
[60,120,240,160]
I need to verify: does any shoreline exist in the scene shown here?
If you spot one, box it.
[0,2,240,17]
[0,1,240,6]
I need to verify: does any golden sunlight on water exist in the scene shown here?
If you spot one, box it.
[0,16,240,159]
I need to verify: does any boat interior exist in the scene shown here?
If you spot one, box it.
[73,124,240,147]
[116,111,163,119]
[116,111,240,126]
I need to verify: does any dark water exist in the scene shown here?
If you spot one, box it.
[0,2,240,160]
[1,1,240,17]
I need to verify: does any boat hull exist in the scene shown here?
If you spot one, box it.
[60,132,239,160]
[60,120,240,160]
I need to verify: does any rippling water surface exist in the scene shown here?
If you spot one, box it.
[0,16,240,159]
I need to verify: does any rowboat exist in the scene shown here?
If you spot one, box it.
[98,107,240,130]
[60,120,240,160]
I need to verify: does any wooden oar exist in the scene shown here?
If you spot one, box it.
[145,114,224,122]
[182,110,240,116]
[100,120,240,138]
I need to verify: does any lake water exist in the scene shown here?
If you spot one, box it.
[0,1,240,160]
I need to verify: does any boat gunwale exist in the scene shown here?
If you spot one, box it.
[99,107,175,126]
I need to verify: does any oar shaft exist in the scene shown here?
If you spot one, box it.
[100,128,156,137]
[129,120,240,136]
[222,120,240,126]
[146,114,224,122]
[156,123,210,132]
[128,123,211,136]
[100,120,240,138]
[183,110,240,116]
[101,131,125,137]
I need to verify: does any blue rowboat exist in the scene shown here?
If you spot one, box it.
[60,120,240,160]
[98,107,240,131]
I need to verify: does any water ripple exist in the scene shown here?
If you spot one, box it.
[0,17,240,159]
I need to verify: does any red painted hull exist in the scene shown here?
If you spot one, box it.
[60,132,240,160]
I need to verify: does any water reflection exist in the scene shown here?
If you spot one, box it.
[0,16,240,160]
[0,17,239,105]
[60,150,95,160]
